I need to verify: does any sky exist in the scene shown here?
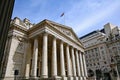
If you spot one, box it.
[12,0,120,37]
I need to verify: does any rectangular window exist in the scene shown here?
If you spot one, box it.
[14,70,19,75]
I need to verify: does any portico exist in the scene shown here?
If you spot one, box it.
[2,18,87,80]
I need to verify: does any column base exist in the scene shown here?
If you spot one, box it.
[50,76,62,80]
[30,77,39,80]
[23,76,30,79]
[83,77,87,80]
[40,75,48,79]
[79,77,83,80]
[67,76,74,80]
[62,76,67,80]
[73,76,83,80]
[74,77,79,80]
[1,77,14,80]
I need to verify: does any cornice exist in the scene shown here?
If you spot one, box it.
[9,19,85,51]
[106,39,120,45]
[9,35,28,42]
[28,20,46,33]
[10,23,28,34]
[45,19,72,30]
[85,42,106,50]
[82,34,105,43]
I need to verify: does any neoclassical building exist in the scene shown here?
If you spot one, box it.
[1,17,87,80]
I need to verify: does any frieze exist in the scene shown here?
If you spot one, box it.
[54,26,72,37]
[52,25,81,44]
[61,28,72,36]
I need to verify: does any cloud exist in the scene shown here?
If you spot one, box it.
[29,0,46,7]
[13,0,120,37]
[60,0,120,36]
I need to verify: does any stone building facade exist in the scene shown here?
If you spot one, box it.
[1,17,87,80]
[80,23,120,80]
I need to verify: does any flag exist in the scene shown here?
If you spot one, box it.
[60,12,64,17]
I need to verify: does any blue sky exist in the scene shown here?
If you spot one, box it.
[12,0,120,37]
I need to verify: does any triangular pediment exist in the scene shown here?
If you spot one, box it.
[45,20,83,45]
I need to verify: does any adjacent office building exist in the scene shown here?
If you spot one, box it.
[80,23,120,79]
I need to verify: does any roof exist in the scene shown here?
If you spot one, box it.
[79,31,98,39]
[79,29,105,39]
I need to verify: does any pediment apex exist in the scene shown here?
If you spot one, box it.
[31,19,83,46]
[44,20,83,46]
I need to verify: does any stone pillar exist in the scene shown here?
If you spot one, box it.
[31,38,38,77]
[60,41,66,77]
[4,37,19,78]
[51,37,57,76]
[79,52,84,77]
[21,43,28,77]
[24,43,31,79]
[75,50,81,76]
[41,33,48,78]
[66,44,72,77]
[71,47,76,76]
[38,57,41,77]
[82,53,88,79]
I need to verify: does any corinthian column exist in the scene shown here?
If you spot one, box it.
[75,50,81,76]
[82,53,88,77]
[31,38,38,77]
[66,44,72,76]
[79,52,84,77]
[71,47,76,76]
[60,41,65,77]
[41,33,48,78]
[51,37,57,76]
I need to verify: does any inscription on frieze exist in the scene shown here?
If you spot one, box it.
[54,26,72,37]
[61,28,71,36]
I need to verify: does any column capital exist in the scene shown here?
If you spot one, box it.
[43,32,48,36]
[69,46,73,50]
[75,49,78,53]
[34,37,38,41]
[60,39,63,42]
[66,43,69,47]
[52,35,57,40]
[77,49,82,54]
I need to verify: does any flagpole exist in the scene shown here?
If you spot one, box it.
[60,12,66,25]
[64,13,65,25]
